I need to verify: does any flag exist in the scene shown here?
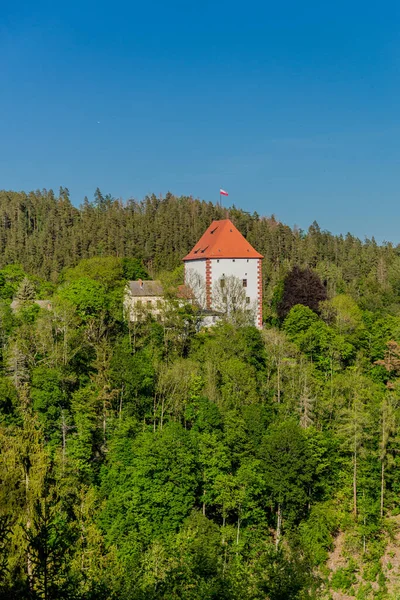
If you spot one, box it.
[220,189,228,196]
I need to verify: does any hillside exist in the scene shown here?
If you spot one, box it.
[0,189,400,599]
[1,188,400,316]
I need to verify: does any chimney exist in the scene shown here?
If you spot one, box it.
[138,279,143,289]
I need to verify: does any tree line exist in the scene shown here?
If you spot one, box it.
[1,187,400,317]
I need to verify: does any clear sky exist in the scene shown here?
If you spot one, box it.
[1,1,400,242]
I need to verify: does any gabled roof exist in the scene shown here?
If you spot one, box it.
[128,280,164,297]
[183,219,263,261]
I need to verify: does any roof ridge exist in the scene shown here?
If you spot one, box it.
[183,219,263,261]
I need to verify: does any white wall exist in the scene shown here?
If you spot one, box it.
[184,259,207,309]
[211,258,260,325]
[124,294,164,322]
[184,259,206,282]
[184,257,262,327]
[211,258,258,301]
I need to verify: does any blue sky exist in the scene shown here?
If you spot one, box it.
[1,1,400,242]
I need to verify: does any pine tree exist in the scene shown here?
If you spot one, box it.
[15,277,35,302]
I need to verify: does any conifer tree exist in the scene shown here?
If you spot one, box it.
[15,277,35,302]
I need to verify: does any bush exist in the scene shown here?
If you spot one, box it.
[331,565,357,592]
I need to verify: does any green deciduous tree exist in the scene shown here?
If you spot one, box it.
[101,423,199,548]
[58,278,107,320]
[261,421,313,548]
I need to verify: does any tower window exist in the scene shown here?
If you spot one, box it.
[242,279,247,288]
[220,279,225,288]
[246,297,250,304]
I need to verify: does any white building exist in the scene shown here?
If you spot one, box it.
[183,219,263,328]
[124,280,197,323]
[123,279,164,322]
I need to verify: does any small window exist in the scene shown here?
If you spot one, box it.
[247,259,249,263]
[232,259,235,262]
[246,297,250,304]
[220,279,225,288]
[147,300,152,307]
[242,279,247,288]
[217,259,219,263]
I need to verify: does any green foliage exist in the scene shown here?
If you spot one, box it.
[261,420,314,522]
[15,277,35,302]
[0,515,12,588]
[17,302,40,324]
[100,423,198,546]
[254,543,320,600]
[122,258,149,281]
[31,367,65,443]
[284,305,354,370]
[331,564,358,592]
[68,386,104,483]
[0,377,18,424]
[329,293,364,333]
[158,264,185,294]
[62,256,124,291]
[0,264,26,299]
[58,277,107,318]
[299,502,338,565]
[109,339,155,419]
[2,264,26,285]
[0,190,400,598]
[283,304,319,340]
[25,496,76,600]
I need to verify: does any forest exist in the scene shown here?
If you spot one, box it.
[1,188,400,599]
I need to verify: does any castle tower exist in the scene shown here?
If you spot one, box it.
[183,219,263,328]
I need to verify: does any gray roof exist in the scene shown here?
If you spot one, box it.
[128,280,164,297]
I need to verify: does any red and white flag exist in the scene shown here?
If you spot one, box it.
[220,188,229,196]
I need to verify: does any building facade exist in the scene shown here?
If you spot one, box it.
[123,279,164,322]
[183,219,263,328]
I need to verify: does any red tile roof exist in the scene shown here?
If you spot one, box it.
[183,219,263,261]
